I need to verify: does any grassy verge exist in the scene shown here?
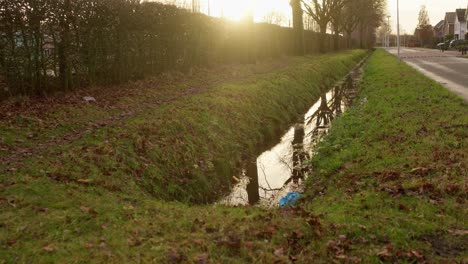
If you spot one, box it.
[301,49,467,262]
[2,49,465,263]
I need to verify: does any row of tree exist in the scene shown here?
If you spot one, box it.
[291,0,386,55]
[0,0,385,98]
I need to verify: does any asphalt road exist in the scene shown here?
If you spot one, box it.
[386,48,468,101]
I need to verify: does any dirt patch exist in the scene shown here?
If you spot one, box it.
[419,232,468,258]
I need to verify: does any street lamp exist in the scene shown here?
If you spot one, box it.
[397,0,401,62]
[387,16,391,48]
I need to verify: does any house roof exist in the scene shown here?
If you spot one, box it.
[434,20,444,30]
[456,9,466,22]
[445,12,456,24]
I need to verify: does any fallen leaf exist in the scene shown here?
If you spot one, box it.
[398,203,410,212]
[409,250,424,259]
[80,206,97,216]
[377,244,393,258]
[411,167,430,176]
[7,238,17,246]
[243,241,255,250]
[123,205,134,210]
[448,229,468,235]
[195,253,208,264]
[306,216,321,228]
[168,249,185,263]
[192,239,204,245]
[76,179,93,184]
[84,242,94,248]
[34,207,49,213]
[80,206,90,213]
[274,247,284,257]
[349,256,362,263]
[379,170,401,181]
[43,245,55,252]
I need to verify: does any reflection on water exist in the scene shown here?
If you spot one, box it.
[222,62,364,207]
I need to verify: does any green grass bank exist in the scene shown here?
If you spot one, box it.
[1,49,466,263]
[300,49,467,262]
[0,50,366,204]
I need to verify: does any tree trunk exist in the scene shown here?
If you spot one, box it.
[290,0,304,55]
[346,32,352,48]
[333,31,340,51]
[359,24,364,49]
[320,24,328,53]
[33,30,42,94]
[59,0,71,91]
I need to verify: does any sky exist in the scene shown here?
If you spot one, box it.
[161,0,292,23]
[387,0,467,34]
[159,0,468,32]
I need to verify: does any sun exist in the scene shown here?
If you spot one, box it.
[210,0,291,24]
[212,0,251,21]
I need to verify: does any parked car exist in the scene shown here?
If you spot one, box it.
[437,42,448,50]
[449,39,466,49]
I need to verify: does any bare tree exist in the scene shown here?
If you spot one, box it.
[262,11,286,26]
[341,1,361,48]
[329,0,347,50]
[356,0,386,48]
[302,0,335,52]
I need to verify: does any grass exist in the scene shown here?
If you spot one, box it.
[301,49,467,262]
[0,49,466,263]
[0,51,366,203]
[1,50,365,262]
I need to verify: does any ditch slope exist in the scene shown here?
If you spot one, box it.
[1,49,466,264]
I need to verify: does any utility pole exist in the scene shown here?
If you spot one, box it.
[397,0,401,62]
[387,16,391,48]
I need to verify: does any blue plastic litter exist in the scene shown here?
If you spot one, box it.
[279,192,301,208]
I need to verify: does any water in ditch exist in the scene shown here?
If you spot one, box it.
[221,61,365,207]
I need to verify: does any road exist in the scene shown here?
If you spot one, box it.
[386,48,468,101]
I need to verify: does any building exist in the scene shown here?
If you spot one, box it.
[433,20,445,38]
[454,8,467,40]
[43,35,55,57]
[443,12,456,37]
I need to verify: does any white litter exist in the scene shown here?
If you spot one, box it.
[83,96,96,103]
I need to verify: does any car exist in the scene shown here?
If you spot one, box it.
[449,39,466,49]
[437,42,447,49]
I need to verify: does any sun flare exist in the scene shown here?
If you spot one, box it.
[210,0,292,23]
[212,0,251,21]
